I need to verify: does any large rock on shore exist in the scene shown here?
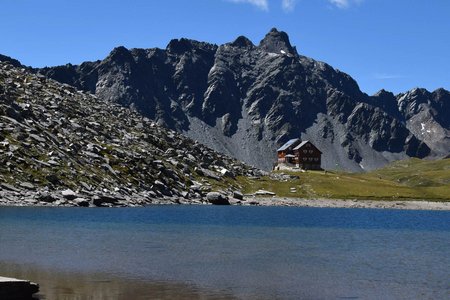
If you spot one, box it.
[206,192,230,205]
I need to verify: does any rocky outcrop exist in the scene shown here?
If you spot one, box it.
[0,61,266,207]
[396,88,450,155]
[23,29,448,171]
[0,54,22,68]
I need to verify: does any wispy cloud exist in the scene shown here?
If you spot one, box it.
[281,0,297,12]
[328,0,364,9]
[373,73,405,80]
[227,0,363,12]
[227,0,269,11]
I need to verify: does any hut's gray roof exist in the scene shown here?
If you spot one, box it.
[293,141,309,150]
[293,140,322,153]
[277,138,300,151]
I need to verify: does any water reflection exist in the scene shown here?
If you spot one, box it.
[1,206,449,299]
[0,262,237,300]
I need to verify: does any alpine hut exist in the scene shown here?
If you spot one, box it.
[277,139,322,170]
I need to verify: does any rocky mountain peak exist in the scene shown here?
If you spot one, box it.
[230,36,255,48]
[397,88,431,109]
[433,87,449,98]
[167,38,196,54]
[371,89,398,116]
[258,28,297,55]
[410,87,431,99]
[30,29,449,171]
[106,46,133,63]
[374,89,395,98]
[166,38,217,54]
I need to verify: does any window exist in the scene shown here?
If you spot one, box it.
[303,157,307,161]
[309,150,313,154]
[308,157,313,161]
[314,158,318,161]
[303,150,307,153]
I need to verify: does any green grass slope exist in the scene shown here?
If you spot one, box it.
[237,158,450,201]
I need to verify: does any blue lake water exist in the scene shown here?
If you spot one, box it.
[0,206,449,299]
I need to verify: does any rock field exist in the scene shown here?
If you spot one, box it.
[0,62,267,207]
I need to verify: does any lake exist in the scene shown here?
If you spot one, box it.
[0,206,449,299]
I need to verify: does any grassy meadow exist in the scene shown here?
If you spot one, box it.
[235,158,450,201]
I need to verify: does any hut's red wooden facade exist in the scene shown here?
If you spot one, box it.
[277,139,322,170]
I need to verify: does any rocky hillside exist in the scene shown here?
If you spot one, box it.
[22,28,449,171]
[0,62,266,206]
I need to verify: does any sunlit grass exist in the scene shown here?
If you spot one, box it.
[236,158,450,201]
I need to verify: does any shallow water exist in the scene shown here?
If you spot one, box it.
[0,206,449,299]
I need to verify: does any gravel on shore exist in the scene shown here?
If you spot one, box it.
[1,188,449,211]
[250,197,450,210]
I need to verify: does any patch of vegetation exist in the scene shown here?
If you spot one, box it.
[237,158,450,201]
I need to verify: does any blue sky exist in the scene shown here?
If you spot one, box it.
[1,0,449,95]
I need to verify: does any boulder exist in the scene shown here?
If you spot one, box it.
[45,174,60,185]
[195,167,221,181]
[61,189,77,200]
[220,168,235,178]
[206,192,230,205]
[73,197,89,207]
[37,193,56,203]
[0,183,21,192]
[92,194,118,207]
[19,182,35,190]
[233,190,244,200]
[254,190,276,196]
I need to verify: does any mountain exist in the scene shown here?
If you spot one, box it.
[0,61,264,206]
[19,28,449,171]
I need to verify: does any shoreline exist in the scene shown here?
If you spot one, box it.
[0,188,449,210]
[248,197,450,211]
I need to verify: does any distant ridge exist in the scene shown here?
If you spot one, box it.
[3,28,448,171]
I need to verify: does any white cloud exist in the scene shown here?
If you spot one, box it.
[227,0,269,11]
[282,0,297,12]
[328,0,363,9]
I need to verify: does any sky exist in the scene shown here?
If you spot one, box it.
[1,0,449,95]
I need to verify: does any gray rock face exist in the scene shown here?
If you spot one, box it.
[395,88,450,156]
[24,29,449,171]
